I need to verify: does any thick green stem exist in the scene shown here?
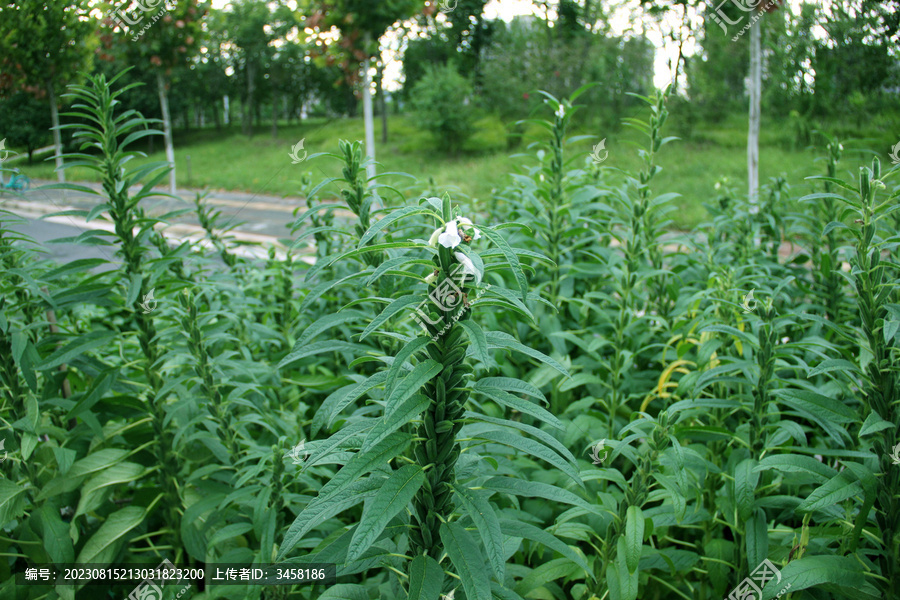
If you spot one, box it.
[409,321,472,559]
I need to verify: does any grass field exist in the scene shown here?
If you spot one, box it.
[8,107,899,229]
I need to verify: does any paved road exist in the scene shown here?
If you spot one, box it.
[0,179,354,265]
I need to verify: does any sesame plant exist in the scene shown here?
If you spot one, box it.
[2,68,900,600]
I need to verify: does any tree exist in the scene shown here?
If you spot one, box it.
[224,0,272,138]
[102,0,208,194]
[0,92,52,165]
[305,0,425,180]
[410,63,474,154]
[0,1,94,185]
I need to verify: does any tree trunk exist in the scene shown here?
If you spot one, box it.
[245,60,255,137]
[376,61,388,144]
[272,99,278,139]
[747,15,761,216]
[272,77,278,139]
[46,78,65,185]
[362,55,376,182]
[157,71,177,195]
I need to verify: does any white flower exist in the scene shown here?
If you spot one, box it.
[457,216,481,241]
[424,271,438,284]
[453,251,476,276]
[556,104,566,119]
[453,251,481,285]
[437,219,462,248]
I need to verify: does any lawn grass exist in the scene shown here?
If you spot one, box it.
[10,106,899,230]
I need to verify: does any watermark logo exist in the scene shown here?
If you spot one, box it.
[289,139,308,164]
[0,437,7,463]
[890,442,900,466]
[287,440,309,466]
[889,141,900,166]
[107,0,175,41]
[0,138,15,161]
[741,289,757,314]
[590,139,608,164]
[589,440,609,465]
[411,263,491,341]
[438,0,458,14]
[127,558,191,600]
[724,558,791,600]
[707,0,781,40]
[139,289,158,314]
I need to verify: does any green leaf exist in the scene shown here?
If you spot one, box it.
[358,205,440,247]
[734,458,759,523]
[36,331,117,370]
[476,377,547,402]
[755,454,836,483]
[472,384,563,430]
[314,371,390,435]
[607,538,639,600]
[278,477,382,561]
[478,226,529,303]
[209,523,254,548]
[744,509,768,571]
[347,465,425,563]
[797,470,863,513]
[75,506,147,565]
[320,584,371,600]
[0,480,28,526]
[859,410,894,437]
[66,449,130,479]
[700,324,758,348]
[452,483,505,581]
[759,556,866,600]
[295,311,368,347]
[624,506,644,574]
[459,320,489,364]
[440,522,492,600]
[300,271,369,313]
[75,462,146,521]
[513,558,579,596]
[38,504,74,564]
[467,412,578,471]
[406,554,444,600]
[484,477,595,514]
[359,295,425,341]
[279,433,411,560]
[362,394,430,452]
[473,429,581,487]
[384,336,432,398]
[306,241,425,282]
[278,340,370,370]
[366,256,434,286]
[498,519,592,577]
[383,359,442,414]
[807,358,861,378]
[485,331,569,378]
[774,389,857,423]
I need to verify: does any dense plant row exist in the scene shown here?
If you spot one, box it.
[1,72,899,600]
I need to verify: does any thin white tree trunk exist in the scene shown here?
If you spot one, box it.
[362,56,377,183]
[47,79,65,185]
[157,72,177,195]
[747,17,761,215]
